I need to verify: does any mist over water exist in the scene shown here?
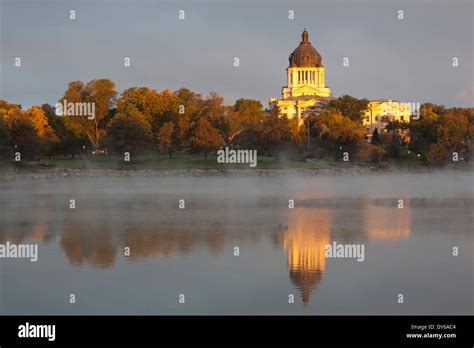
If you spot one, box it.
[0,172,472,314]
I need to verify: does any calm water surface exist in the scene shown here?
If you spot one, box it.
[0,173,472,314]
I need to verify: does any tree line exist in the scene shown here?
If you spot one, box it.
[0,78,472,166]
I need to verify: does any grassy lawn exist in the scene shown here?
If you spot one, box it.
[0,153,430,173]
[51,153,340,170]
[0,153,340,172]
[388,157,424,170]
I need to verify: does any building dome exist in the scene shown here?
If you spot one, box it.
[288,29,323,68]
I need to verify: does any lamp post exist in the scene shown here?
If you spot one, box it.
[367,104,373,140]
[307,120,310,152]
[83,145,86,169]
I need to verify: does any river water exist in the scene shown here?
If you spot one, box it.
[0,172,472,314]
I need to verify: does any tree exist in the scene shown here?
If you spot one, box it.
[42,103,66,138]
[410,105,473,165]
[234,98,263,121]
[305,108,366,159]
[196,92,230,142]
[25,106,58,158]
[116,87,151,116]
[234,114,294,157]
[409,104,439,159]
[143,89,179,134]
[328,95,369,123]
[323,108,365,145]
[355,142,387,163]
[56,129,87,158]
[174,88,202,149]
[156,122,176,159]
[371,128,380,144]
[105,114,152,155]
[426,142,449,165]
[425,109,472,165]
[226,98,267,145]
[61,79,117,153]
[191,118,223,159]
[0,116,11,161]
[7,115,40,162]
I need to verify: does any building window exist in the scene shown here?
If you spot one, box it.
[375,116,379,121]
[401,116,404,121]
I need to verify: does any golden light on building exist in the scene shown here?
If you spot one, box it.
[269,29,333,126]
[283,207,331,306]
[363,99,411,137]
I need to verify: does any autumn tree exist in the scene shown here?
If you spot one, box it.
[156,121,176,159]
[191,118,223,159]
[355,142,387,163]
[61,79,117,153]
[0,116,11,161]
[197,92,231,141]
[117,87,151,117]
[24,106,58,157]
[143,89,179,135]
[174,88,202,148]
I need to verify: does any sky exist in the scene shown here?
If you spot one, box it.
[1,0,473,109]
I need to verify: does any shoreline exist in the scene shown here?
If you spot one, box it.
[0,166,469,182]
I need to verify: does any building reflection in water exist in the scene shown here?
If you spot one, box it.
[280,196,412,306]
[364,198,412,241]
[2,192,411,302]
[282,207,331,306]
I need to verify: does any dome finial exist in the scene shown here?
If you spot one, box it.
[302,28,309,42]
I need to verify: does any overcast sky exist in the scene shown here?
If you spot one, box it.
[1,0,473,109]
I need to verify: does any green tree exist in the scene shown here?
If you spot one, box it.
[328,95,369,123]
[7,115,41,162]
[105,114,152,155]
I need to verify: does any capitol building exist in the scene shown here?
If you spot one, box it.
[269,29,333,126]
[270,29,411,136]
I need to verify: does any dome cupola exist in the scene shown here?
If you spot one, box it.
[288,29,323,68]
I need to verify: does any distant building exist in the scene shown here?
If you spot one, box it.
[363,99,411,137]
[270,30,412,138]
[269,29,334,126]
